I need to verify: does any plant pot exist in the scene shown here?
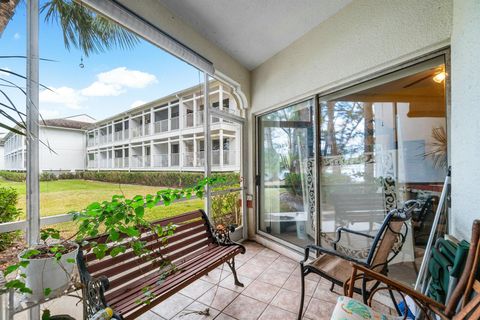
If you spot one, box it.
[18,241,79,302]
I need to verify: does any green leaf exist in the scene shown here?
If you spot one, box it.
[110,245,126,257]
[44,288,52,296]
[4,264,20,276]
[66,258,76,264]
[109,229,120,241]
[135,206,144,218]
[126,227,140,237]
[21,249,41,259]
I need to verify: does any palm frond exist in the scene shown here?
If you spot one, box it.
[423,126,448,169]
[41,0,140,57]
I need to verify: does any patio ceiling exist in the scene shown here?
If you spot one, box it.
[131,0,352,70]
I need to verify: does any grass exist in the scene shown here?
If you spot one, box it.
[0,179,204,237]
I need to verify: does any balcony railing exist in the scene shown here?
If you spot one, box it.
[114,131,123,141]
[87,160,97,169]
[184,114,194,128]
[153,154,168,167]
[131,127,142,138]
[144,125,151,136]
[154,119,169,133]
[171,116,179,130]
[171,153,180,166]
[114,158,128,168]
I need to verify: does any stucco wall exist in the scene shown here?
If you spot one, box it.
[450,0,480,239]
[247,0,453,237]
[39,127,86,172]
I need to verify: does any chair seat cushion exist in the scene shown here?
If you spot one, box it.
[330,296,400,320]
[307,254,358,284]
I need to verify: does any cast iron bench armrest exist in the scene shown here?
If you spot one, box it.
[212,224,246,253]
[301,244,369,267]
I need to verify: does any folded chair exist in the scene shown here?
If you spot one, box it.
[331,219,480,320]
[298,200,419,320]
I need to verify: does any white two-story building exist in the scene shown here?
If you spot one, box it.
[85,81,242,172]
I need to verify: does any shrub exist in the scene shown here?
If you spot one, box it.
[0,187,22,251]
[211,190,242,227]
[80,171,240,188]
[40,172,58,181]
[0,170,26,182]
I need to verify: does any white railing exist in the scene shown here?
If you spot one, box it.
[131,156,143,168]
[224,150,236,165]
[196,113,204,126]
[87,160,97,169]
[99,135,108,145]
[144,125,151,136]
[183,152,194,166]
[154,119,169,133]
[212,150,221,165]
[131,127,142,138]
[153,154,168,167]
[87,139,95,147]
[196,151,205,167]
[171,153,180,166]
[184,114,194,128]
[114,158,124,168]
[114,131,123,141]
[171,117,179,130]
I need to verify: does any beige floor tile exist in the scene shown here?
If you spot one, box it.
[249,254,277,268]
[312,284,340,304]
[242,279,281,303]
[268,258,297,274]
[202,267,232,284]
[219,274,253,292]
[303,298,336,320]
[172,301,219,320]
[151,293,194,319]
[270,288,311,314]
[198,285,239,310]
[214,313,237,320]
[137,310,166,319]
[258,305,297,320]
[283,274,318,296]
[237,261,266,279]
[257,248,281,259]
[257,268,291,287]
[223,294,268,320]
[180,279,215,300]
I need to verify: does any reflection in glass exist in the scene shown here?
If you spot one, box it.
[319,60,447,283]
[258,100,316,247]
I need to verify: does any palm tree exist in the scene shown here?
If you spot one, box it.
[0,0,139,135]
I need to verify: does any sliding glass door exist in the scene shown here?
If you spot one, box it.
[257,55,448,276]
[257,99,316,247]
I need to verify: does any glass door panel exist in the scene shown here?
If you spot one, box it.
[258,99,316,247]
[319,58,447,282]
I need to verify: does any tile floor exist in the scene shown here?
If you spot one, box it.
[17,240,393,320]
[137,241,346,320]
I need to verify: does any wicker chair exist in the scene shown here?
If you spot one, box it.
[298,200,419,320]
[332,219,480,320]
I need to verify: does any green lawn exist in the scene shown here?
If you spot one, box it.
[0,179,204,236]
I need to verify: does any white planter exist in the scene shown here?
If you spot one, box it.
[18,242,79,302]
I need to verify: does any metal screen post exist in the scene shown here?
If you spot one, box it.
[26,0,40,318]
[203,73,211,215]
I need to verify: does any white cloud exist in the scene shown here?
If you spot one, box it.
[130,100,146,108]
[39,86,83,109]
[13,33,20,40]
[81,81,124,97]
[81,67,157,97]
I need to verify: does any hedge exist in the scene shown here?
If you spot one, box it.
[80,171,240,188]
[0,186,22,251]
[0,170,240,188]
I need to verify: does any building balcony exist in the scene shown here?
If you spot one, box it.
[154,119,169,133]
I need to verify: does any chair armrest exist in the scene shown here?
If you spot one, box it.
[301,244,369,267]
[331,227,375,248]
[347,264,447,317]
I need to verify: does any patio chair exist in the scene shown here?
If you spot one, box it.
[331,219,480,320]
[298,200,419,320]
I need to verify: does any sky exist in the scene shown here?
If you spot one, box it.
[0,1,201,126]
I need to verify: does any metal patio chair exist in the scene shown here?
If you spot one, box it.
[297,200,419,320]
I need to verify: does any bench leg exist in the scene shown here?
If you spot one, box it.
[226,257,244,287]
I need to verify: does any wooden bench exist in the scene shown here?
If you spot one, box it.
[76,210,245,320]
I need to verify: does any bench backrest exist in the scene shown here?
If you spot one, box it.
[78,210,214,292]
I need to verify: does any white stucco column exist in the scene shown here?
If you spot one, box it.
[450,0,480,239]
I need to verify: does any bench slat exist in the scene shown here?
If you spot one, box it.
[112,245,240,318]
[87,221,208,273]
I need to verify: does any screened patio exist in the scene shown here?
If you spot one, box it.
[1,0,480,319]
